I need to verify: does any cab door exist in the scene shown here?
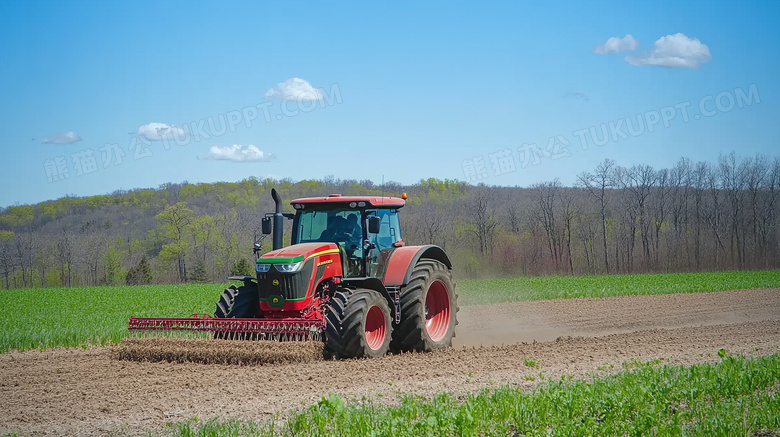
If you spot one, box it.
[366,208,402,278]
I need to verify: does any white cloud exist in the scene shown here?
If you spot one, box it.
[202,145,274,162]
[626,33,711,68]
[136,122,186,141]
[593,35,638,54]
[264,77,323,101]
[42,131,81,144]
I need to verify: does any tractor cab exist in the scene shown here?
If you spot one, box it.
[289,194,405,278]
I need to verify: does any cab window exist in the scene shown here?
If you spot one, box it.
[371,209,401,251]
[296,210,329,243]
[296,209,363,245]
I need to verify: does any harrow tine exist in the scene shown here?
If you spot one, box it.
[128,315,325,343]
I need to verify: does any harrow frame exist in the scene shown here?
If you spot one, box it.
[128,314,326,341]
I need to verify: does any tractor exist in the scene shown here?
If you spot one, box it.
[129,189,458,359]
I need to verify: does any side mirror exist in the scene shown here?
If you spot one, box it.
[261,217,272,235]
[367,216,380,234]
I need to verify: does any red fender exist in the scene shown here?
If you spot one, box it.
[381,245,452,287]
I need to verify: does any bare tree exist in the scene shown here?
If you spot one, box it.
[650,168,671,270]
[531,180,564,270]
[577,159,616,273]
[617,164,657,269]
[507,205,521,235]
[34,233,52,287]
[691,161,711,269]
[57,226,75,287]
[669,158,692,269]
[744,154,768,265]
[559,186,578,274]
[703,163,726,268]
[417,201,446,246]
[611,166,636,272]
[0,231,13,288]
[576,207,599,274]
[13,232,34,287]
[74,221,106,286]
[719,152,748,267]
[468,187,499,256]
[757,157,780,267]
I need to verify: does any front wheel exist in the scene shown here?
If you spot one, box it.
[325,288,392,359]
[215,285,259,318]
[213,284,259,339]
[391,260,458,352]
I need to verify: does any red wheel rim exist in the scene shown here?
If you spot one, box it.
[425,280,451,342]
[365,305,387,350]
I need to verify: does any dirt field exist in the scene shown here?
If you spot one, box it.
[1,288,778,436]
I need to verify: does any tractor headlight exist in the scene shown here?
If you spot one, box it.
[256,263,271,273]
[274,261,303,273]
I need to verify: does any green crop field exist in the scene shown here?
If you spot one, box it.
[456,269,780,305]
[0,283,222,353]
[0,270,777,353]
[166,353,780,437]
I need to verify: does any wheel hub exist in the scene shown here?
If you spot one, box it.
[424,280,451,342]
[364,305,387,350]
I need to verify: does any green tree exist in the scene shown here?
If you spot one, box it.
[104,238,126,286]
[191,214,217,268]
[155,202,195,282]
[126,254,153,285]
[189,259,208,283]
[157,244,182,279]
[231,257,253,276]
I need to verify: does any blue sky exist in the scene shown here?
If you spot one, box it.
[1,1,778,207]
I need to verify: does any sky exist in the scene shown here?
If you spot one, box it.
[0,0,778,207]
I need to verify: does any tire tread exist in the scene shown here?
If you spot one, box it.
[390,259,458,352]
[325,288,392,359]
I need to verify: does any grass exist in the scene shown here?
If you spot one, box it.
[456,269,780,305]
[0,270,777,352]
[164,354,780,436]
[0,283,224,353]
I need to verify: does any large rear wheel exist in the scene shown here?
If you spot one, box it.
[391,259,458,352]
[325,288,392,359]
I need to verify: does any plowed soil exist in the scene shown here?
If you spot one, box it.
[1,288,778,436]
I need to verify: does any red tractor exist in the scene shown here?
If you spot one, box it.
[129,189,458,359]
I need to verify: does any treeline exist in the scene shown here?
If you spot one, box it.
[0,152,778,288]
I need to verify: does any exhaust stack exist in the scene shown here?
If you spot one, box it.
[271,188,284,250]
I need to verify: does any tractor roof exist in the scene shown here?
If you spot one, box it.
[291,194,405,208]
